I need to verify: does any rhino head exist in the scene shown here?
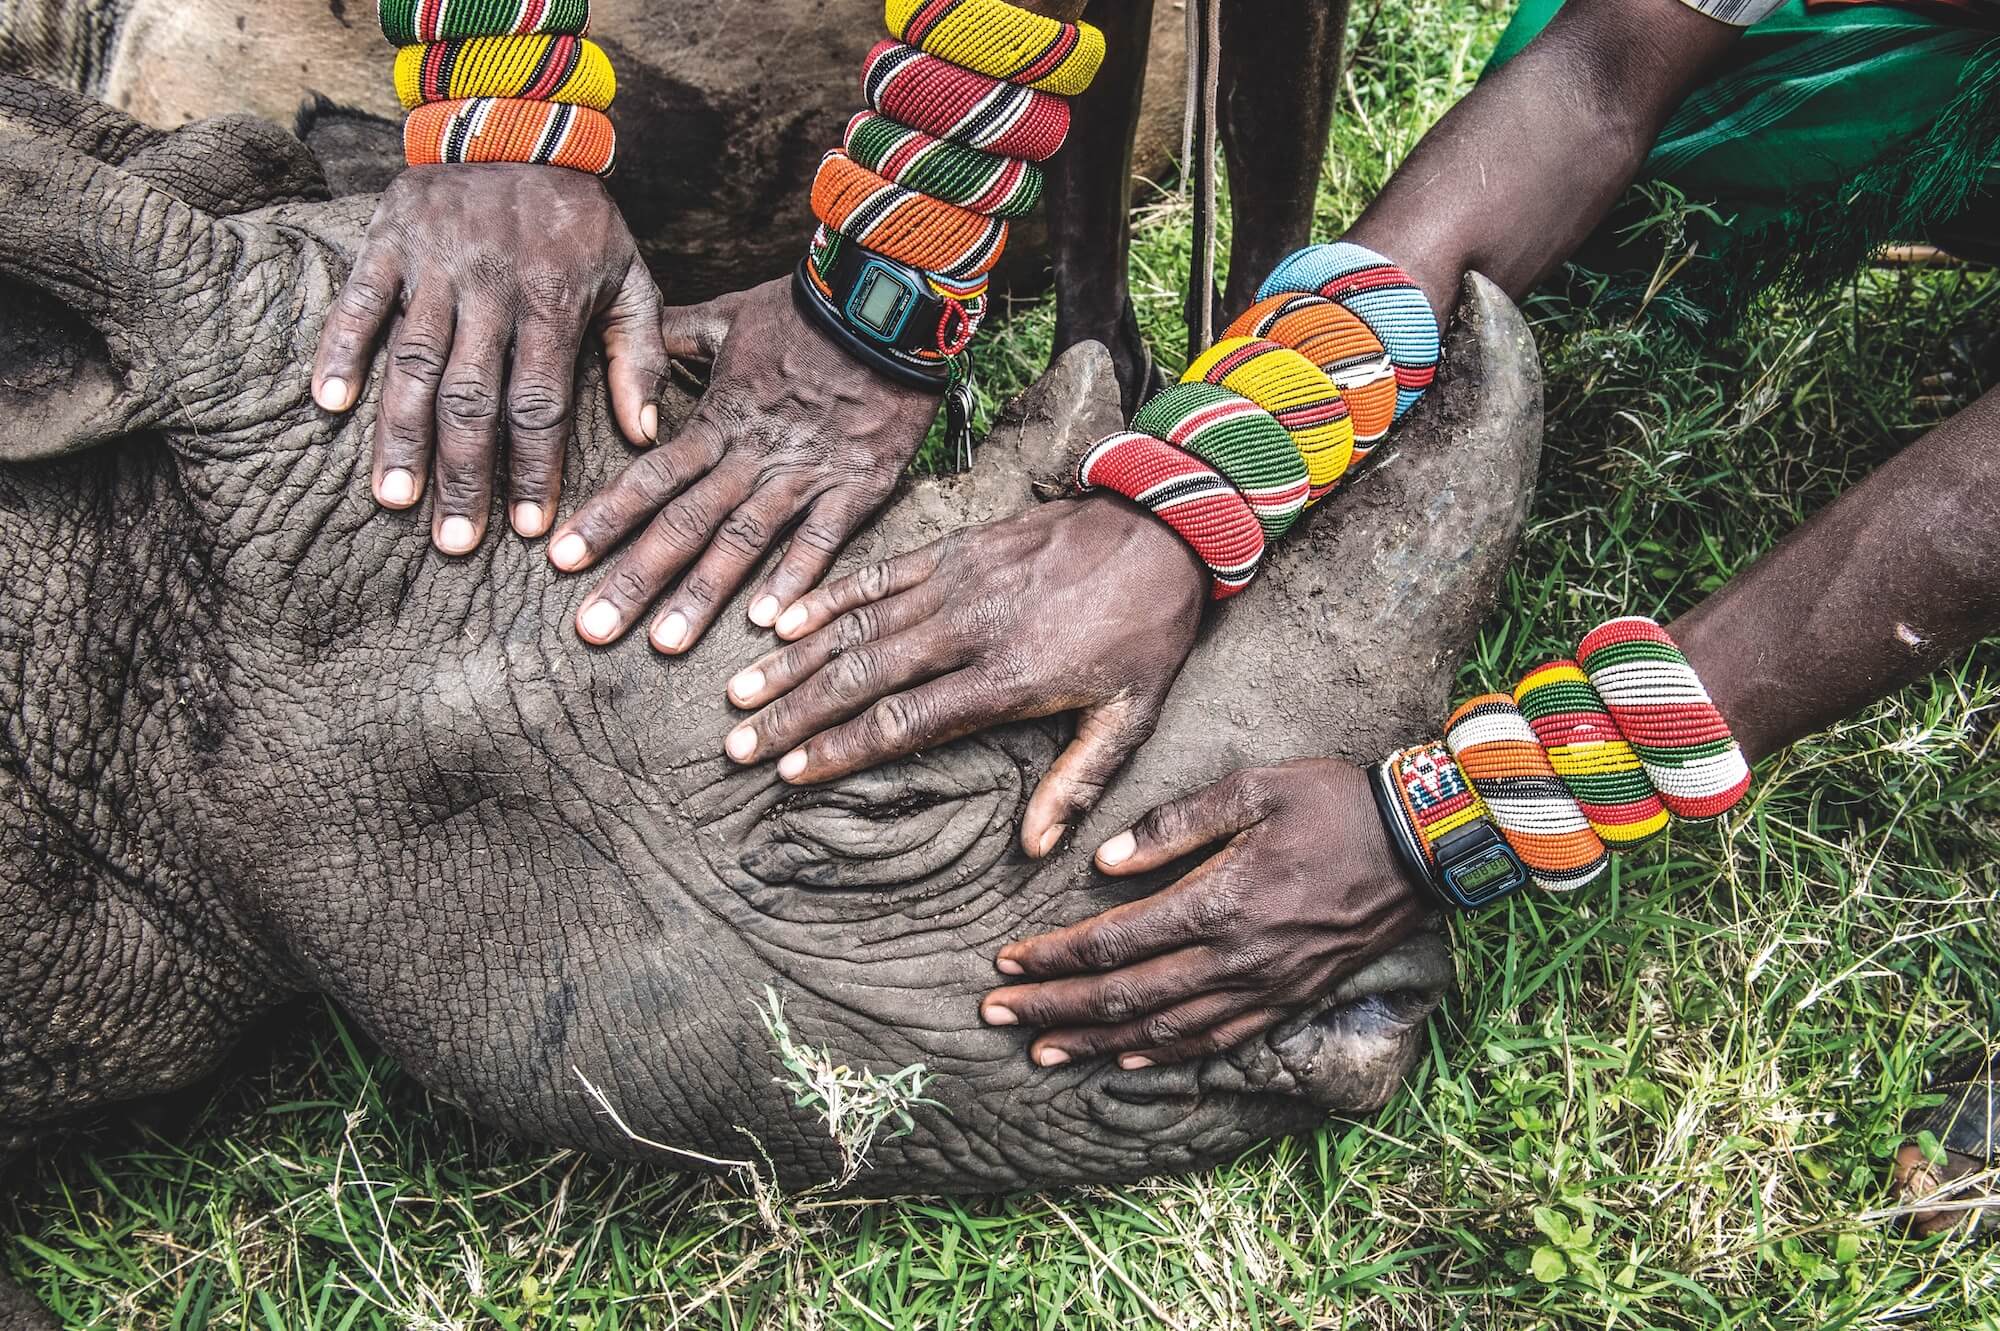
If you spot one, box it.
[0,78,1541,1193]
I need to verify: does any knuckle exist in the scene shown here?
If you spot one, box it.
[430,466,487,506]
[1140,1013,1183,1047]
[824,649,879,701]
[518,267,581,311]
[830,606,880,651]
[603,563,660,606]
[507,378,572,436]
[1076,929,1128,974]
[868,693,922,748]
[1191,889,1242,937]
[1093,978,1145,1024]
[677,570,721,609]
[390,335,449,382]
[438,376,501,430]
[792,521,845,557]
[715,508,772,557]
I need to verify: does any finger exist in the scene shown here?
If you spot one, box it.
[600,257,669,446]
[773,668,1014,785]
[429,308,511,555]
[503,312,589,538]
[980,948,1219,1035]
[728,581,945,709]
[767,539,949,640]
[1027,991,1260,1068]
[658,293,737,362]
[373,290,456,510]
[744,487,891,630]
[994,851,1235,978]
[546,411,727,573]
[725,617,963,767]
[1019,697,1163,860]
[313,246,401,412]
[649,484,809,654]
[1091,769,1267,877]
[1111,1006,1288,1070]
[574,463,753,645]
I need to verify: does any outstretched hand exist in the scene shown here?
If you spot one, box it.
[551,276,942,655]
[721,496,1208,856]
[981,759,1429,1068]
[312,165,666,551]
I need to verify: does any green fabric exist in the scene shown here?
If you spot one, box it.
[1485,0,2000,322]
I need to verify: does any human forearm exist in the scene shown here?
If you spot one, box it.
[1674,388,2000,764]
[1343,0,1741,320]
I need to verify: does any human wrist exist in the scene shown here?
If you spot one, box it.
[1073,494,1209,611]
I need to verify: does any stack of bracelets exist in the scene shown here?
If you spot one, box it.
[1075,240,1442,598]
[1370,616,1754,910]
[794,0,1105,423]
[383,0,619,176]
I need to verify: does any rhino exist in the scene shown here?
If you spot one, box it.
[0,81,1541,1324]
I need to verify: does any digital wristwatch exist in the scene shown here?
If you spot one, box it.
[792,232,970,392]
[1368,757,1532,912]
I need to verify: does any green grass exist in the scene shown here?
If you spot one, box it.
[8,1,2000,1325]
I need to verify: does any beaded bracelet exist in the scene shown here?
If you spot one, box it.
[394,34,615,111]
[811,149,1009,282]
[843,112,1044,218]
[404,98,615,175]
[380,0,590,46]
[1130,383,1308,541]
[862,40,1072,162]
[1378,615,1751,908]
[887,0,1106,95]
[1226,294,1398,459]
[1183,337,1356,504]
[1076,432,1266,599]
[1259,243,1440,423]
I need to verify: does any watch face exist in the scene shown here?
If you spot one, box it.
[1443,844,1528,907]
[850,265,915,341]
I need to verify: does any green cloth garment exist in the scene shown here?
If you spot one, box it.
[1487,0,2000,322]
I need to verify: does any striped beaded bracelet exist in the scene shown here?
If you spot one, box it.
[1226,293,1398,460]
[1131,383,1308,541]
[887,0,1106,95]
[1445,693,1610,892]
[394,34,615,110]
[380,0,590,45]
[1514,659,1670,847]
[863,40,1072,162]
[1183,337,1355,504]
[843,111,1043,218]
[404,97,615,175]
[810,149,1009,283]
[1259,242,1440,423]
[1076,432,1266,599]
[1576,617,1751,819]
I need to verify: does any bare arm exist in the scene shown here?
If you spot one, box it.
[1345,0,1743,318]
[1676,387,2000,763]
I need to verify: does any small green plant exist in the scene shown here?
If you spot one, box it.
[759,985,943,1188]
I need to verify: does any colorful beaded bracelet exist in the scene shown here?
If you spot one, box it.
[1383,738,1489,866]
[1226,293,1398,458]
[1446,693,1610,892]
[1183,337,1355,504]
[811,149,1009,282]
[1577,618,1751,819]
[403,97,615,175]
[843,111,1044,218]
[1076,432,1266,599]
[887,0,1106,95]
[393,34,615,111]
[1258,242,1440,423]
[1514,660,1670,847]
[380,0,590,46]
[862,40,1072,163]
[1130,383,1309,541]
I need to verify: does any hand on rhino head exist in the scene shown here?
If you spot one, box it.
[0,81,1540,1194]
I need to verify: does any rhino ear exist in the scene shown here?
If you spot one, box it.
[0,125,226,460]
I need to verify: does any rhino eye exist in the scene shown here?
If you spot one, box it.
[736,752,1017,893]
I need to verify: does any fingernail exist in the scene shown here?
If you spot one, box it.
[640,403,658,442]
[1037,1048,1070,1068]
[512,501,546,537]
[549,533,588,570]
[1098,831,1136,867]
[730,668,765,704]
[777,750,807,781]
[652,611,689,653]
[983,1004,1017,1026]
[725,727,757,762]
[316,376,350,411]
[579,600,622,642]
[775,604,809,637]
[1035,824,1066,858]
[437,516,477,554]
[995,956,1023,976]
[378,468,417,507]
[748,595,780,627]
[1119,1055,1154,1070]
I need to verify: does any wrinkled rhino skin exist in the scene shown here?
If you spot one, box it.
[0,80,1541,1256]
[0,0,1193,299]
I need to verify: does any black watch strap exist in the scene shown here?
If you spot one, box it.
[792,261,951,393]
[1369,759,1453,911]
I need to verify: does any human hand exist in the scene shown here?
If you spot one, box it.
[311,164,666,552]
[981,758,1429,1067]
[721,495,1207,856]
[551,276,942,655]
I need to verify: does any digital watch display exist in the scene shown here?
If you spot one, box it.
[1368,758,1532,912]
[846,260,919,343]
